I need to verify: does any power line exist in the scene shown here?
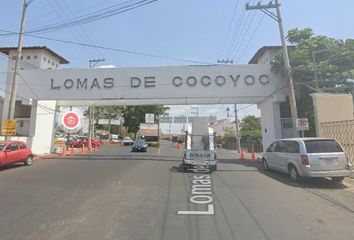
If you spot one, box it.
[46,0,100,59]
[227,0,258,60]
[1,0,159,35]
[235,12,265,63]
[0,29,212,65]
[218,0,241,60]
[223,0,249,59]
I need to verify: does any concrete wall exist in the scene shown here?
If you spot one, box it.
[27,100,57,154]
[311,93,354,136]
[258,99,284,149]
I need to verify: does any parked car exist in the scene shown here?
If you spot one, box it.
[70,137,101,148]
[0,141,33,167]
[123,137,134,146]
[131,139,148,152]
[262,138,352,182]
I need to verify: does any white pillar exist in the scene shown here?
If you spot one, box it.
[258,99,283,151]
[27,100,57,154]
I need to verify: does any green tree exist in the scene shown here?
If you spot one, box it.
[272,28,354,136]
[224,127,236,137]
[239,115,261,142]
[85,105,168,135]
[120,105,169,134]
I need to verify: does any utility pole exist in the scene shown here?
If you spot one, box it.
[88,58,104,148]
[89,58,105,68]
[246,0,299,137]
[217,59,233,64]
[6,0,31,140]
[227,105,241,153]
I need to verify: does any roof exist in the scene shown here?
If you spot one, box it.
[0,46,69,64]
[248,46,282,64]
[248,45,296,64]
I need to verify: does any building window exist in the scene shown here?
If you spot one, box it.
[27,55,31,60]
[43,57,46,61]
[55,64,58,67]
[52,61,54,66]
[34,55,38,59]
[48,59,50,63]
[20,56,23,59]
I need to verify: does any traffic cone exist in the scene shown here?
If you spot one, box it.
[61,147,66,157]
[251,151,256,161]
[70,147,74,156]
[81,145,85,155]
[251,142,256,161]
[240,149,244,160]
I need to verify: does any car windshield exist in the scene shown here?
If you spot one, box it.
[304,140,344,153]
[0,143,5,151]
[134,140,145,145]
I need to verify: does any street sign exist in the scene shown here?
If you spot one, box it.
[62,111,80,130]
[1,120,17,136]
[98,119,121,125]
[145,113,154,123]
[296,118,309,131]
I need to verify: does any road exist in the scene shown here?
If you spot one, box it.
[0,141,354,240]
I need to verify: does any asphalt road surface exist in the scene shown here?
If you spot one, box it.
[0,141,354,240]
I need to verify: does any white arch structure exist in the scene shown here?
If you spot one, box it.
[3,64,293,154]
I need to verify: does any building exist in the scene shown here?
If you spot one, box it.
[211,119,235,137]
[0,46,69,153]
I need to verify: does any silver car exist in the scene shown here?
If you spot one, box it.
[262,138,352,182]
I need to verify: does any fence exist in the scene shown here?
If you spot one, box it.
[320,120,354,164]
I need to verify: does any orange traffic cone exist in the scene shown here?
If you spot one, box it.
[251,143,256,161]
[240,149,244,160]
[251,151,256,161]
[61,147,66,157]
[70,147,74,156]
[81,145,85,155]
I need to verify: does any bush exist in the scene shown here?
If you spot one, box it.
[147,141,160,148]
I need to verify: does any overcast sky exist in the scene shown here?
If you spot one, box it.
[1,0,353,121]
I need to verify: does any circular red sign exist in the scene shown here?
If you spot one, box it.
[62,112,80,129]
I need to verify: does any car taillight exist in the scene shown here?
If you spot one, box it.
[300,154,309,165]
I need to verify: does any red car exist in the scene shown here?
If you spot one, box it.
[0,141,33,167]
[71,137,101,148]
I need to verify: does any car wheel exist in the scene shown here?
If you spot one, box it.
[24,156,33,166]
[262,158,269,171]
[288,164,301,182]
[332,177,345,183]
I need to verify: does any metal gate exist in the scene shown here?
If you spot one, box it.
[320,120,354,164]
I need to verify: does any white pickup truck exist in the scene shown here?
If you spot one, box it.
[182,117,217,171]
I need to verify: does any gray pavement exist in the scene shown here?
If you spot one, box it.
[0,141,353,240]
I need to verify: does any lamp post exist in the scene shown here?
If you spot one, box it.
[226,104,241,153]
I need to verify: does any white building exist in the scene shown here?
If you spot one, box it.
[211,119,235,137]
[0,46,69,153]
